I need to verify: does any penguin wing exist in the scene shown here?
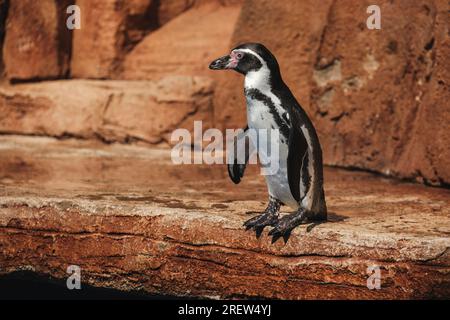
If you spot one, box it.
[287,114,308,203]
[228,163,247,184]
[228,126,249,184]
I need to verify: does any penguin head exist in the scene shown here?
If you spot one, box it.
[209,43,280,76]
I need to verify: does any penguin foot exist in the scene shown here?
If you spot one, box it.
[244,212,279,238]
[243,198,281,238]
[268,210,309,244]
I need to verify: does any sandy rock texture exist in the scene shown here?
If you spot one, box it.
[0,0,241,146]
[71,0,156,79]
[2,0,72,81]
[0,135,449,299]
[215,0,450,187]
[121,1,242,79]
[72,0,242,79]
[0,77,213,144]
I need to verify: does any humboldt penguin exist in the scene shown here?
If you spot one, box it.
[209,43,327,243]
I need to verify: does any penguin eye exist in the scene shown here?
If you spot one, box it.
[236,52,244,60]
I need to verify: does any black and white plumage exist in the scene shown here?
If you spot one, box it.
[209,43,327,243]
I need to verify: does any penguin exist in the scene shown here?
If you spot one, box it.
[209,43,327,243]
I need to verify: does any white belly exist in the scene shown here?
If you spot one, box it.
[246,97,299,209]
[263,142,299,209]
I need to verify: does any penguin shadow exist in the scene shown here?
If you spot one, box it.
[305,212,348,233]
[244,210,348,234]
[244,210,264,215]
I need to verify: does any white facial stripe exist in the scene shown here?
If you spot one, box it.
[232,48,265,65]
[236,49,281,107]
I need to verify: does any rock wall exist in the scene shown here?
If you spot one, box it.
[0,0,448,187]
[0,0,8,79]
[0,1,235,145]
[0,77,214,144]
[2,0,73,81]
[72,0,242,79]
[71,0,157,79]
[214,0,450,186]
[121,1,241,79]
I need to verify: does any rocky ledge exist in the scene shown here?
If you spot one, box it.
[0,135,449,299]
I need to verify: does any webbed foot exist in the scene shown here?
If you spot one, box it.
[268,209,309,244]
[243,198,281,238]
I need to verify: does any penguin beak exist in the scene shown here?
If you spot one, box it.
[209,55,234,70]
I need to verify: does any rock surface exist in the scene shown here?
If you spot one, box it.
[215,0,450,187]
[0,135,449,299]
[0,0,8,78]
[0,78,213,144]
[71,0,154,79]
[3,0,72,81]
[71,0,243,79]
[121,1,242,79]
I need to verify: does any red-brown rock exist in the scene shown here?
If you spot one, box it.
[0,77,214,144]
[0,0,8,79]
[158,0,194,25]
[0,136,449,299]
[72,0,185,79]
[71,0,134,79]
[71,0,241,79]
[214,0,450,187]
[2,0,72,81]
[157,0,243,25]
[121,1,242,79]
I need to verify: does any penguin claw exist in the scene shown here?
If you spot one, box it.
[268,229,291,243]
[243,215,260,229]
[270,233,282,244]
[255,226,265,239]
[243,212,279,237]
[268,211,308,244]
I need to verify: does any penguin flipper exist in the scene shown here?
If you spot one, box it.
[287,121,308,203]
[227,126,250,184]
[228,163,247,184]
